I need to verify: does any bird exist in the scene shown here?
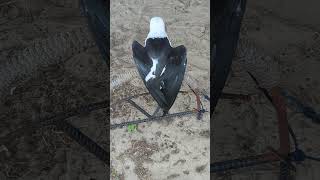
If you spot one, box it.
[132,17,187,115]
[211,0,247,115]
[80,0,109,65]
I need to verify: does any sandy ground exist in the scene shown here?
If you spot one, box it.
[0,0,319,180]
[0,1,108,179]
[110,0,210,179]
[212,1,320,179]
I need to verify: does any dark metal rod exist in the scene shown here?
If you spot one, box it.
[111,91,189,107]
[220,92,251,101]
[55,120,109,165]
[127,99,152,118]
[1,100,108,145]
[111,110,196,129]
[211,153,278,173]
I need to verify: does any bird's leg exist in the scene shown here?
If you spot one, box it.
[162,109,168,116]
[152,106,161,117]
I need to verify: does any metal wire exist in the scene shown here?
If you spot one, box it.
[211,155,273,173]
[211,73,320,176]
[111,110,197,129]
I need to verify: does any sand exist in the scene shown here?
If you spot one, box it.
[0,0,319,180]
[110,0,210,179]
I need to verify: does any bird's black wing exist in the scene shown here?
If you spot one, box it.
[132,41,152,78]
[132,41,187,112]
[160,45,187,111]
[80,0,109,64]
[132,40,169,109]
[211,0,247,114]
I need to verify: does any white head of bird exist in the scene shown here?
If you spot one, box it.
[145,17,171,46]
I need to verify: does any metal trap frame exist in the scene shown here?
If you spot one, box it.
[211,72,320,180]
[110,88,208,130]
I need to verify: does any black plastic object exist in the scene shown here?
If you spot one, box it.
[132,39,187,114]
[211,0,247,114]
[80,0,109,65]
